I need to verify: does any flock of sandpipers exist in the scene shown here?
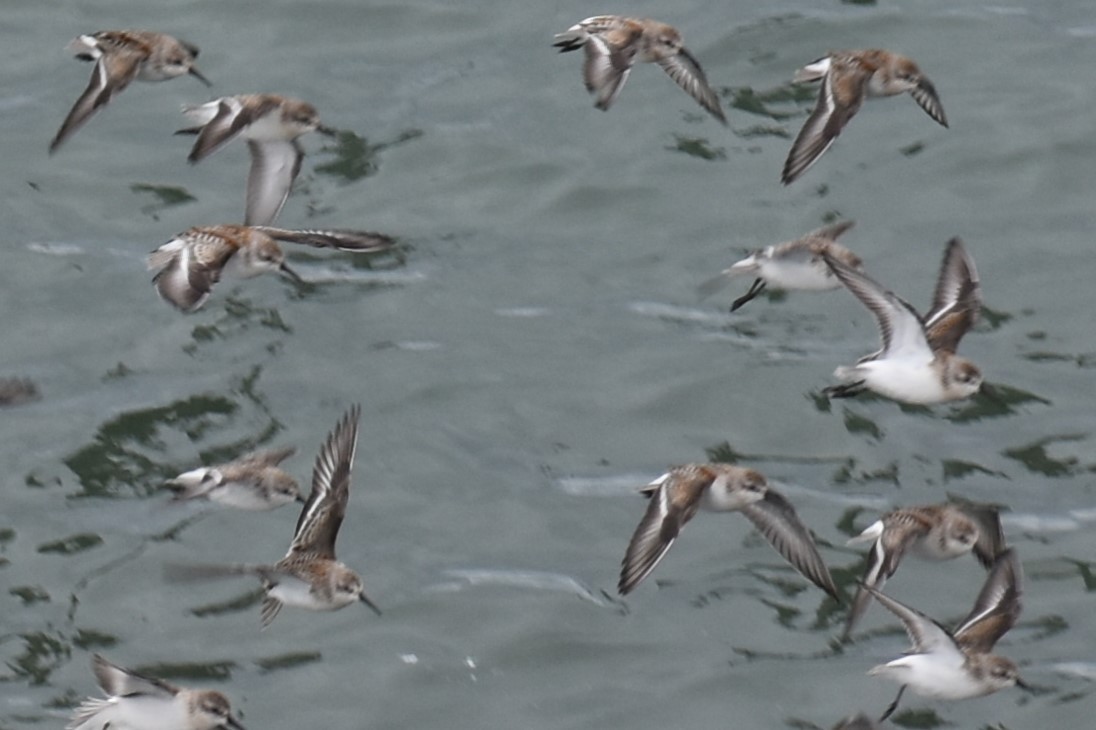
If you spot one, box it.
[36,13,1038,730]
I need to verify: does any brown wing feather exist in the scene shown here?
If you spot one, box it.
[658,47,727,124]
[739,489,839,599]
[187,96,283,162]
[954,548,1022,653]
[91,654,179,698]
[823,252,926,358]
[618,467,712,595]
[910,77,948,127]
[584,35,636,109]
[50,52,142,153]
[878,508,938,577]
[289,405,361,559]
[782,57,869,184]
[255,227,397,253]
[956,502,1006,568]
[925,238,981,354]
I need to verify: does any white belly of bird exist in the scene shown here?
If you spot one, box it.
[268,576,332,611]
[758,259,836,291]
[910,533,969,561]
[866,72,897,98]
[136,63,178,83]
[240,112,292,141]
[75,695,191,730]
[877,654,989,700]
[699,485,759,512]
[847,359,949,404]
[223,252,277,280]
[208,482,278,511]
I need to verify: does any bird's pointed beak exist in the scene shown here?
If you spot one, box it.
[223,713,246,730]
[1015,676,1034,691]
[189,67,213,87]
[316,123,338,137]
[294,494,307,504]
[360,592,382,616]
[279,262,305,285]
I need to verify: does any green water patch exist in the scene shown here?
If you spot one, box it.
[134,659,237,682]
[254,651,322,673]
[37,534,103,555]
[130,183,197,219]
[314,128,423,183]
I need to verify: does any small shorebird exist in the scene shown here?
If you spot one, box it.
[166,406,381,627]
[68,654,243,730]
[866,548,1028,721]
[698,220,861,311]
[782,49,947,184]
[843,501,1005,640]
[619,463,838,599]
[147,224,395,312]
[51,30,210,154]
[166,446,303,511]
[176,94,335,225]
[823,237,983,404]
[553,16,727,124]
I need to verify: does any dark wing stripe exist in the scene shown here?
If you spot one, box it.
[290,405,361,558]
[92,655,178,699]
[739,490,839,600]
[782,83,841,184]
[862,584,959,655]
[963,504,1006,569]
[244,139,301,226]
[823,252,927,358]
[50,52,142,153]
[910,77,948,127]
[782,68,863,184]
[925,238,981,353]
[658,48,727,125]
[954,548,1022,653]
[619,484,676,594]
[928,238,971,318]
[843,536,890,639]
[257,227,397,253]
[583,36,633,110]
[186,99,238,162]
[260,596,283,628]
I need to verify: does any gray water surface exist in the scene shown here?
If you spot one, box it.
[2,1,1094,728]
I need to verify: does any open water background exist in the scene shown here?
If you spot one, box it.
[1,1,1095,728]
